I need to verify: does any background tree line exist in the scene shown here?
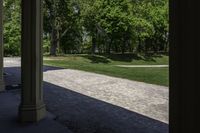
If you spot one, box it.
[3,0,169,56]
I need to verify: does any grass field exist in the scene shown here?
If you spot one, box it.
[43,54,169,86]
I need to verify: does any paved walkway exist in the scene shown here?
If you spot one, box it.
[115,65,169,68]
[3,57,169,133]
[44,69,169,123]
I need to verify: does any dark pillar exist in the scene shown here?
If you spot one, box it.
[19,0,46,122]
[0,0,4,92]
[170,0,200,132]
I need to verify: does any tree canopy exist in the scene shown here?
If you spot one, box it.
[3,0,169,56]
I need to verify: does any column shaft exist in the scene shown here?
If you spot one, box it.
[0,0,4,92]
[19,0,46,122]
[169,0,200,132]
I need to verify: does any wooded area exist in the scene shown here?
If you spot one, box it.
[3,0,168,56]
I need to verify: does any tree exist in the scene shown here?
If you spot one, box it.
[3,0,169,56]
[44,0,72,56]
[3,0,21,56]
[131,0,169,54]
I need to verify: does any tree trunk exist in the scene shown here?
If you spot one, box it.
[137,38,142,53]
[122,37,127,55]
[107,39,112,54]
[128,40,133,53]
[122,42,126,55]
[91,28,98,54]
[91,36,96,54]
[50,29,59,56]
[115,45,119,53]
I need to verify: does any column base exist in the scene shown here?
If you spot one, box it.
[0,80,5,92]
[19,103,46,122]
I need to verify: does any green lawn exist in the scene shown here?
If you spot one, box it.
[43,54,169,86]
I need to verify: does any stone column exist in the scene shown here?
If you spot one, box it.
[19,0,46,122]
[170,0,200,132]
[0,0,4,92]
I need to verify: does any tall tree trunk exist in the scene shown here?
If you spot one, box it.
[137,38,142,53]
[129,43,133,53]
[91,28,98,54]
[107,39,112,54]
[122,37,127,55]
[57,31,60,54]
[115,45,119,53]
[91,36,96,54]
[122,32,130,54]
[144,39,149,55]
[122,42,126,55]
[50,28,59,56]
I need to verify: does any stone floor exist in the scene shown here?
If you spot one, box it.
[2,57,169,133]
[0,92,72,133]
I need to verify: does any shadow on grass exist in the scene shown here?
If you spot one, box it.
[80,53,164,63]
[81,55,111,64]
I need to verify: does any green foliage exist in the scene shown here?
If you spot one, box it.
[3,0,21,56]
[3,0,169,56]
[76,0,168,54]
